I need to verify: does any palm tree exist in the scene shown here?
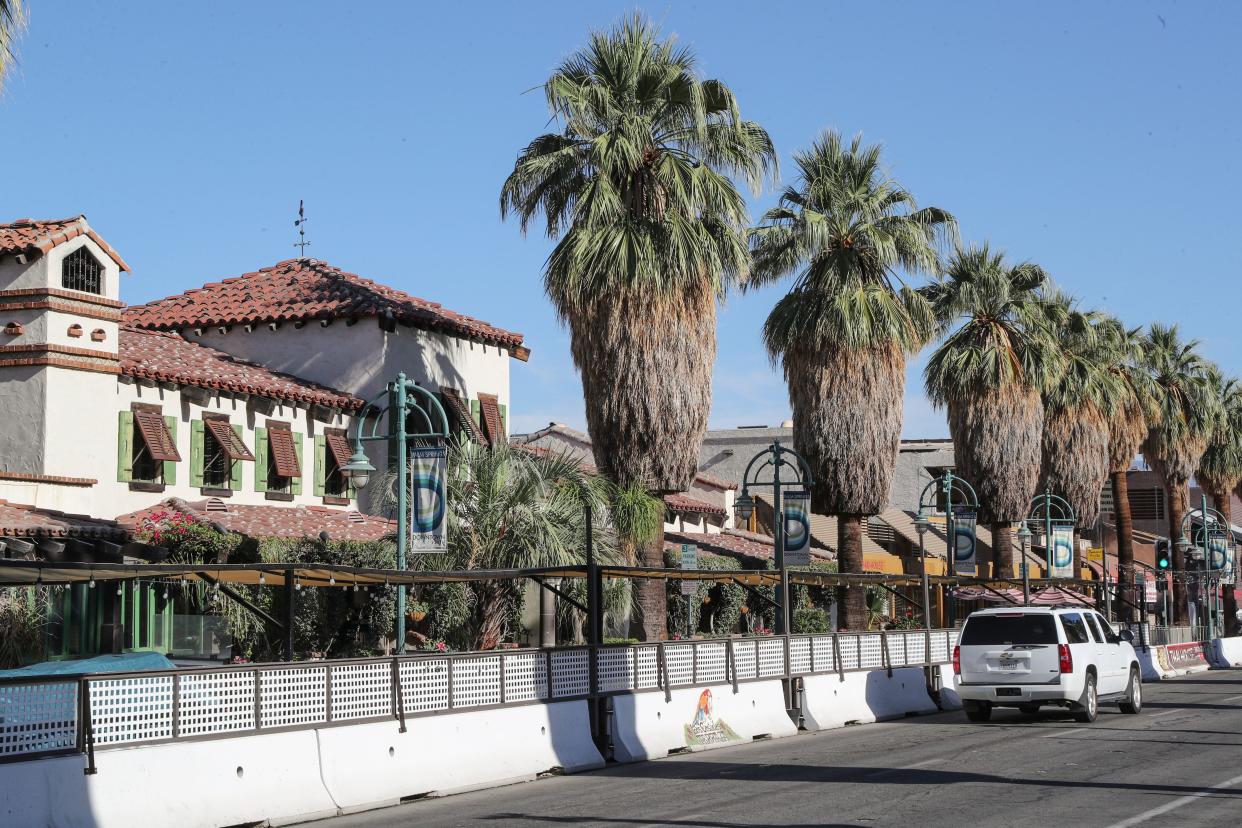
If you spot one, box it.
[1037,294,1124,576]
[1195,369,1242,635]
[749,132,955,629]
[501,15,776,640]
[1099,317,1158,618]
[1142,324,1220,625]
[437,440,618,650]
[924,245,1061,578]
[0,1,24,92]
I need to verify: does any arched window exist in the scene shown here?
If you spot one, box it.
[61,246,103,294]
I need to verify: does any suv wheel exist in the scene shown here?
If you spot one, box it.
[1074,672,1098,723]
[1119,668,1143,714]
[964,700,992,723]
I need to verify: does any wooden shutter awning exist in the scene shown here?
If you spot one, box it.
[268,426,301,477]
[325,431,353,468]
[439,388,485,444]
[205,418,255,461]
[134,411,181,462]
[477,393,505,447]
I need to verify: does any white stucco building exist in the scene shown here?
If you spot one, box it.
[0,215,525,521]
[0,215,527,656]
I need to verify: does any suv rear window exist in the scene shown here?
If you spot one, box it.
[960,614,1059,645]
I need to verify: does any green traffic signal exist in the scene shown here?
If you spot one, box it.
[1156,540,1171,569]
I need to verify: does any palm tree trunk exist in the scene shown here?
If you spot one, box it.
[1209,488,1238,637]
[1168,481,1190,625]
[635,536,669,640]
[992,521,1014,578]
[837,515,867,630]
[1111,470,1137,621]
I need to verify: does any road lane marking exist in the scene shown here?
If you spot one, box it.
[901,757,946,769]
[1146,708,1185,718]
[1104,771,1242,828]
[1221,695,1242,703]
[1041,728,1086,738]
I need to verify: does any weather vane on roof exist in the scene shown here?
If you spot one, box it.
[293,200,310,258]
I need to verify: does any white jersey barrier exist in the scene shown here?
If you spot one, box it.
[611,679,796,762]
[1212,636,1242,668]
[0,730,339,828]
[800,667,938,731]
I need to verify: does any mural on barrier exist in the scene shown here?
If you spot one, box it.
[1164,642,1210,671]
[685,689,740,747]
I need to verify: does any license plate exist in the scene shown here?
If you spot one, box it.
[997,661,1021,670]
[996,687,1021,697]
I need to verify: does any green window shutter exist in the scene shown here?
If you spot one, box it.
[254,428,268,493]
[499,403,507,437]
[117,411,134,483]
[313,434,326,497]
[291,432,304,496]
[190,420,205,488]
[163,416,178,486]
[230,424,245,491]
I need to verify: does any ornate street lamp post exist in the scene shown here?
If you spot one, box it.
[915,471,979,627]
[733,441,814,635]
[1017,522,1033,606]
[342,371,450,654]
[1177,494,1229,641]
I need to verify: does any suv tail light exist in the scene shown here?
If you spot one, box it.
[952,645,961,675]
[1058,644,1073,674]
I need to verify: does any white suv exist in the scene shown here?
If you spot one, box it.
[953,606,1142,723]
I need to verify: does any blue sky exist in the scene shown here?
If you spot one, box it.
[2,2,1239,437]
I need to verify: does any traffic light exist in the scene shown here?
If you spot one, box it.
[1156,539,1171,570]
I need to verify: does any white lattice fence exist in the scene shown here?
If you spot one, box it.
[733,640,757,680]
[695,642,727,684]
[0,681,77,757]
[178,671,255,735]
[664,644,693,686]
[400,658,449,712]
[260,666,326,728]
[451,656,502,708]
[549,649,589,698]
[330,663,392,722]
[501,652,548,703]
[788,637,812,674]
[88,675,173,745]
[596,647,635,693]
[812,636,834,673]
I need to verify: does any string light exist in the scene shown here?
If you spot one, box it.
[259,573,266,585]
[329,576,336,586]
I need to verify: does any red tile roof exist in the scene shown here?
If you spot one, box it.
[0,216,130,272]
[692,472,738,491]
[0,500,128,540]
[665,529,831,564]
[124,258,527,358]
[663,493,726,516]
[120,326,362,410]
[117,499,396,543]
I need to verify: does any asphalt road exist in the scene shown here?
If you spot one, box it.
[321,669,1242,828]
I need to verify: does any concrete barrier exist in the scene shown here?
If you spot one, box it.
[0,730,338,828]
[318,700,603,812]
[932,664,962,710]
[1163,642,1212,675]
[0,702,604,827]
[1136,645,1173,681]
[610,679,796,763]
[801,667,937,732]
[1211,636,1242,667]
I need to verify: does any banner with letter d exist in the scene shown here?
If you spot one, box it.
[952,508,977,576]
[783,492,811,567]
[1050,524,1075,578]
[408,445,447,553]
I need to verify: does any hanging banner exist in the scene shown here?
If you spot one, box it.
[783,491,812,567]
[952,508,977,576]
[1207,531,1229,571]
[1050,524,1075,578]
[407,445,447,553]
[1225,545,1236,585]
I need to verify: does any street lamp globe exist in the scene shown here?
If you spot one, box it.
[1176,536,1192,556]
[1017,523,1032,542]
[913,511,930,537]
[342,451,376,490]
[734,492,755,523]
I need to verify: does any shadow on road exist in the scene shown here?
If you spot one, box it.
[592,760,1242,800]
